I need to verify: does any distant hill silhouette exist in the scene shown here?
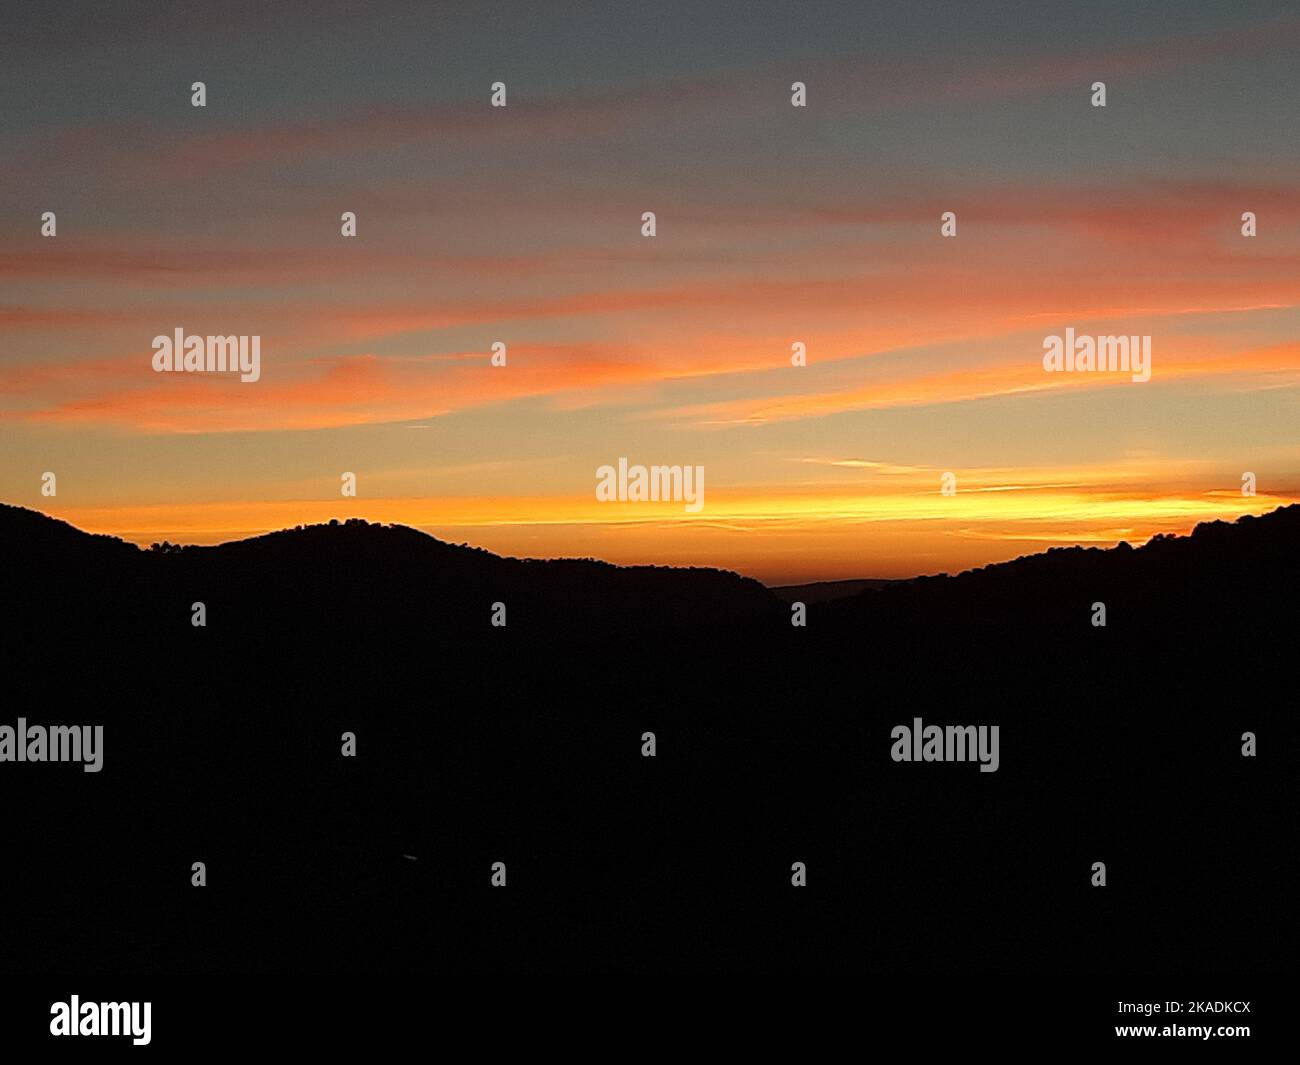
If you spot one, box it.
[3,506,780,641]
[771,578,895,603]
[830,504,1300,634]
[0,502,1293,975]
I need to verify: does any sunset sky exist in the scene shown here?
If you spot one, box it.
[2,1,1297,583]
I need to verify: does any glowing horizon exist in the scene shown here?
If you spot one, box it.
[32,475,1297,585]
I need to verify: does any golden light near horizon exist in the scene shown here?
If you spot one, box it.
[39,471,1295,584]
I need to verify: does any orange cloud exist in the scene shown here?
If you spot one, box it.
[661,338,1300,427]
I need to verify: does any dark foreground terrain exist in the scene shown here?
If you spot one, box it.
[1,502,1294,974]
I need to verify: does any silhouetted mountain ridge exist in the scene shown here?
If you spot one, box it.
[825,503,1300,635]
[4,501,1295,638]
[1,504,780,637]
[0,500,1292,975]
